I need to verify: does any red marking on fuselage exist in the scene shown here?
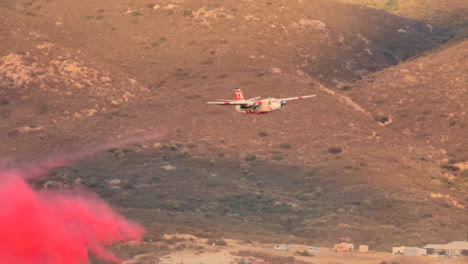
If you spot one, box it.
[244,110,269,114]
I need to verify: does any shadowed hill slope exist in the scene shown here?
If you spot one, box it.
[336,0,468,28]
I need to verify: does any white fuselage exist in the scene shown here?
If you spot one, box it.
[235,98,282,114]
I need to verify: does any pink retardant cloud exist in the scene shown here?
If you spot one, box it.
[0,133,166,263]
[0,170,144,264]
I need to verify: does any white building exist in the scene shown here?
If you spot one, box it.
[359,245,369,253]
[392,246,426,256]
[424,241,468,257]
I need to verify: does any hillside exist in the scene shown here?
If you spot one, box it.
[346,40,468,160]
[0,0,458,160]
[0,0,467,260]
[1,0,454,89]
[336,0,468,28]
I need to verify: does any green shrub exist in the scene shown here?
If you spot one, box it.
[440,164,460,171]
[0,109,12,118]
[272,153,283,160]
[460,170,468,177]
[201,58,214,65]
[122,182,134,190]
[279,143,292,149]
[328,147,342,154]
[339,85,350,91]
[296,250,312,256]
[383,0,399,11]
[244,154,257,161]
[376,115,389,123]
[175,68,189,77]
[183,9,192,16]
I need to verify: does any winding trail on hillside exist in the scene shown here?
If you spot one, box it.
[298,70,373,118]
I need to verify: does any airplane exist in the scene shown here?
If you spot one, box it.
[207,88,316,114]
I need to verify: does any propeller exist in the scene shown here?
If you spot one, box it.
[252,101,263,110]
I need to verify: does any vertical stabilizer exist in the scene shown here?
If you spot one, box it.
[234,88,245,101]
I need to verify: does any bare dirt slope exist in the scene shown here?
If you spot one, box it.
[1,0,453,88]
[346,40,468,161]
[0,7,152,158]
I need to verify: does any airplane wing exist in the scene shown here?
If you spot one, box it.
[207,101,250,105]
[207,100,263,106]
[279,95,316,101]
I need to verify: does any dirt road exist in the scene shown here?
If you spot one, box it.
[130,234,467,264]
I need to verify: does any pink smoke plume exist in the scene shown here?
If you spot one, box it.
[0,132,166,264]
[2,132,167,179]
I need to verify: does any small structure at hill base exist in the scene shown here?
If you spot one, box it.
[274,244,289,251]
[424,241,468,257]
[358,245,369,253]
[333,243,354,252]
[308,247,320,253]
[392,246,426,256]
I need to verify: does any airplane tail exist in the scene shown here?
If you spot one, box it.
[234,88,245,101]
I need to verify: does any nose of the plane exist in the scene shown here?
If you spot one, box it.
[273,100,283,110]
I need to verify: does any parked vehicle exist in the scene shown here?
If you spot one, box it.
[274,244,289,251]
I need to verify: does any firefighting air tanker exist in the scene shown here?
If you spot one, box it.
[207,88,316,114]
